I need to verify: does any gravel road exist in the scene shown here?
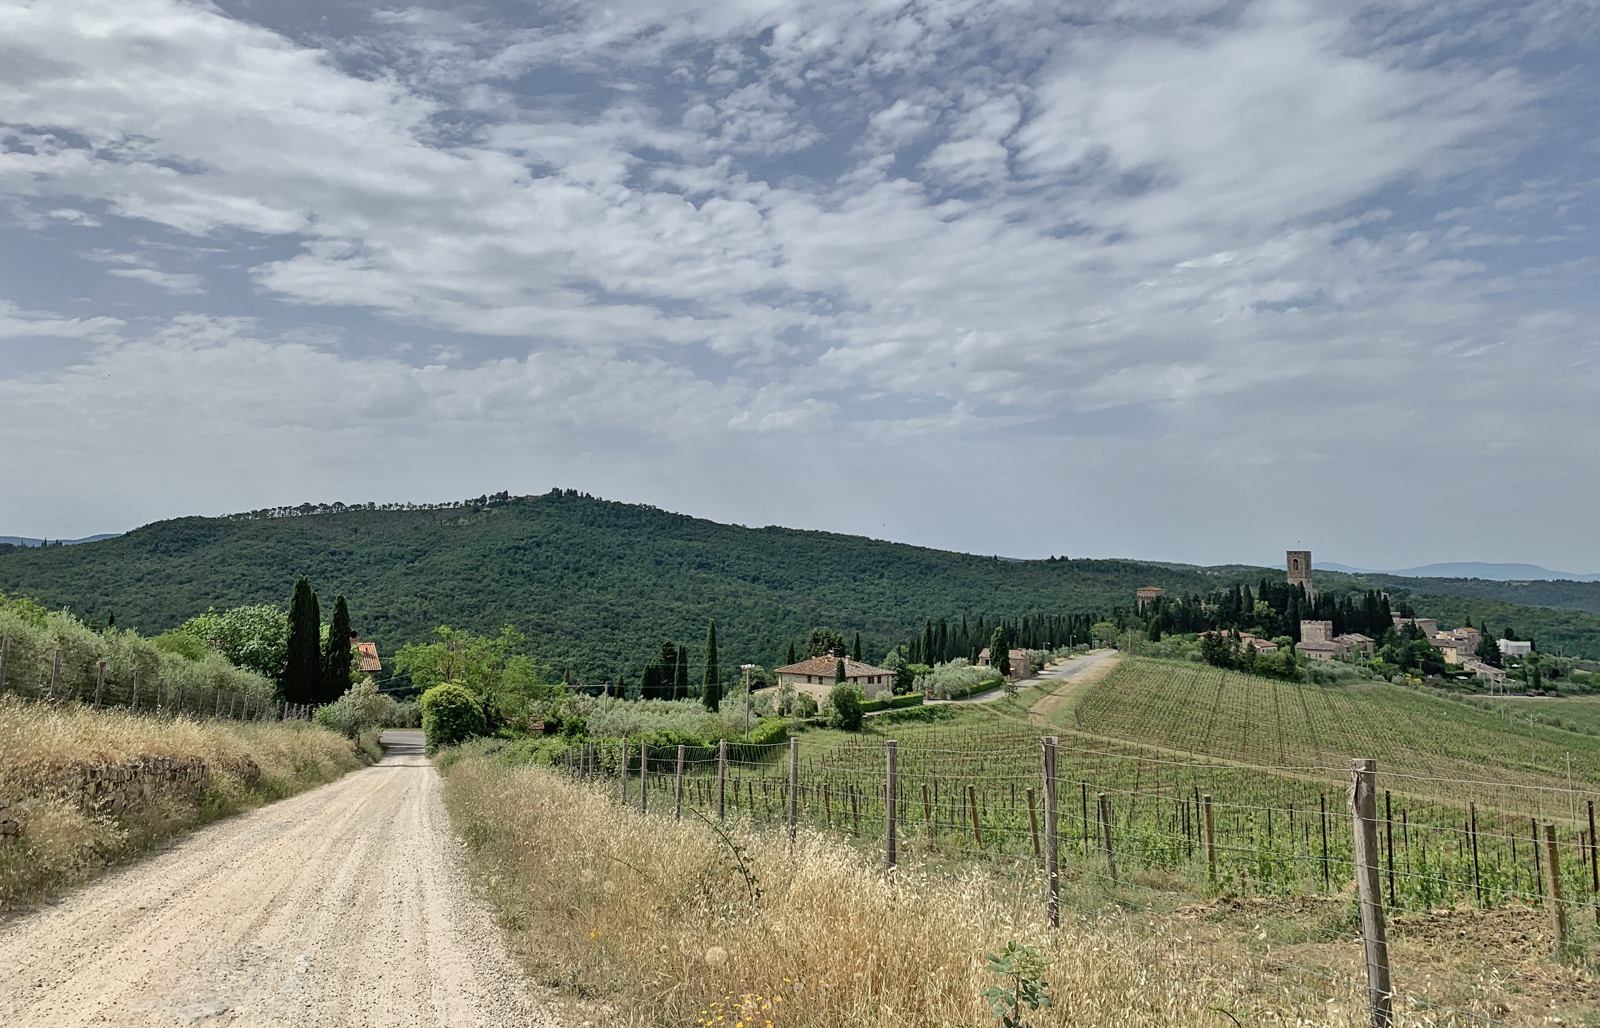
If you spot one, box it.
[0,730,561,1028]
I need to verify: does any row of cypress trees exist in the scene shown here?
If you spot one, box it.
[283,575,355,705]
[639,621,723,710]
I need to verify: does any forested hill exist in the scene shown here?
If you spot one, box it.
[2,491,1597,675]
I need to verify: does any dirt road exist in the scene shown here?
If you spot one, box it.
[0,731,560,1027]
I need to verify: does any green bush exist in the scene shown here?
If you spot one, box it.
[860,697,889,713]
[826,684,864,731]
[420,683,486,755]
[889,692,924,708]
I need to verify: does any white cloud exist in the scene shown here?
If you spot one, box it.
[0,299,123,341]
[0,0,1592,567]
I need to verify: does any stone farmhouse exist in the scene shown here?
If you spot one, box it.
[977,647,1032,681]
[1295,620,1375,661]
[773,655,895,703]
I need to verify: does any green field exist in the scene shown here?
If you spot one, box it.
[555,659,1600,918]
[1072,658,1600,791]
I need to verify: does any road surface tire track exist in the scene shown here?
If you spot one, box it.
[0,730,562,1027]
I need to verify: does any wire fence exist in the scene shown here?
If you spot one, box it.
[0,636,311,722]
[554,730,1597,1026]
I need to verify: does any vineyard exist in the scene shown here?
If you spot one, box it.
[543,658,1600,1019]
[1072,658,1600,791]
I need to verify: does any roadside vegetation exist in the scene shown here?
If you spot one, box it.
[0,698,369,908]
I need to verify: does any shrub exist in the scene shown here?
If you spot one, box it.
[420,683,486,754]
[889,692,924,709]
[313,678,413,739]
[826,684,864,731]
[914,659,1002,700]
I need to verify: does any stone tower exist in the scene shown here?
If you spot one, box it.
[1286,550,1315,600]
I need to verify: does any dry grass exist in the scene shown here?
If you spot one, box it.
[442,747,1430,1028]
[0,697,368,906]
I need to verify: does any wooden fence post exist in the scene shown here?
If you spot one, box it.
[922,783,934,845]
[619,741,628,804]
[1590,800,1598,925]
[50,648,62,701]
[675,745,686,821]
[1469,803,1483,906]
[214,691,222,718]
[94,661,106,707]
[1203,794,1217,884]
[0,636,9,698]
[131,671,141,713]
[967,784,983,848]
[717,740,727,820]
[789,737,799,845]
[1099,793,1118,886]
[639,741,649,814]
[1384,790,1396,907]
[1043,736,1060,928]
[1320,792,1330,891]
[1027,787,1040,857]
[1349,759,1393,1028]
[1543,822,1568,952]
[885,739,898,871]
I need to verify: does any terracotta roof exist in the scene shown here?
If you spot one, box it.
[774,656,892,678]
[355,641,381,672]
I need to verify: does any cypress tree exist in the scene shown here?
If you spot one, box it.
[990,626,1010,677]
[321,594,353,702]
[675,643,690,699]
[786,642,797,666]
[284,576,320,704]
[835,658,846,684]
[703,621,721,711]
[851,632,862,662]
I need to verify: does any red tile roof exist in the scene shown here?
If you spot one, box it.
[774,656,892,678]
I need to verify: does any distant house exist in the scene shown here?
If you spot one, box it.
[1135,586,1165,604]
[1392,616,1440,638]
[773,655,894,702]
[351,634,381,674]
[1236,632,1278,655]
[1463,659,1506,685]
[1498,639,1533,658]
[1335,633,1375,658]
[977,647,1032,681]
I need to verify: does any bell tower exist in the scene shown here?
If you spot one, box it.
[1286,550,1315,600]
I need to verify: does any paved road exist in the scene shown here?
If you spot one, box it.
[0,731,559,1028]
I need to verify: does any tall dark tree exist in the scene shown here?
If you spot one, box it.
[643,639,678,699]
[320,594,353,702]
[1479,634,1502,668]
[703,621,721,711]
[835,658,846,684]
[674,643,690,699]
[989,626,1010,677]
[785,641,797,666]
[283,576,321,704]
[851,632,862,662]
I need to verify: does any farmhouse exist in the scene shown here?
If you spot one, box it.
[774,656,894,702]
[977,647,1032,680]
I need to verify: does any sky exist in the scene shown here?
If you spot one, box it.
[0,0,1595,572]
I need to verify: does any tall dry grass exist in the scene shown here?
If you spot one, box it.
[0,697,368,906]
[441,749,1386,1028]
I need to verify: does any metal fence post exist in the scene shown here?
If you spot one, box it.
[639,741,648,814]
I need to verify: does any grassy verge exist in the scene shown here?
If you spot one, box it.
[0,697,370,907]
[440,742,1427,1028]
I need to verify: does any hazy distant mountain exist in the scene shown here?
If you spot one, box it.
[1318,560,1600,583]
[0,534,121,548]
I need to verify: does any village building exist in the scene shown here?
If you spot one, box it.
[1463,659,1507,685]
[1287,550,1315,600]
[773,655,895,702]
[1392,616,1440,638]
[1498,639,1533,658]
[1334,633,1375,658]
[977,647,1032,681]
[1236,632,1278,654]
[1135,586,1165,604]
